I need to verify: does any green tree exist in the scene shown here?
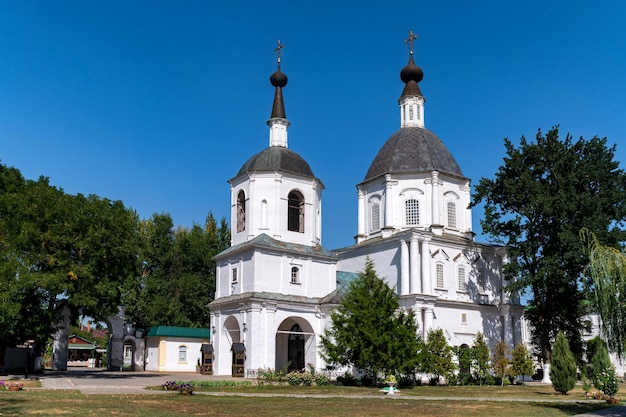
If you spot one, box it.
[590,341,612,391]
[321,259,420,383]
[550,332,577,394]
[584,336,609,380]
[471,127,626,368]
[125,212,229,329]
[581,228,626,359]
[511,343,534,384]
[472,332,491,386]
[452,344,473,385]
[420,329,454,385]
[492,341,512,385]
[0,163,141,350]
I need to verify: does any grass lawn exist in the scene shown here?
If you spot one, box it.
[0,381,622,417]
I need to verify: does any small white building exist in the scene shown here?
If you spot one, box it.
[208,38,524,377]
[144,326,210,373]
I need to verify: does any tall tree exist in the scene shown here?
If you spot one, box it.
[124,212,229,329]
[321,258,421,383]
[420,329,455,385]
[472,332,491,386]
[0,163,141,348]
[590,341,612,391]
[471,127,626,367]
[492,341,512,385]
[580,228,626,359]
[511,342,535,384]
[550,332,577,395]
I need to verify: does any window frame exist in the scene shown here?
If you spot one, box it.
[290,266,300,284]
[178,345,188,363]
[457,266,467,292]
[436,263,444,289]
[405,198,419,226]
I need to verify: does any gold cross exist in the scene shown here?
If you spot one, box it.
[274,40,285,63]
[405,30,418,55]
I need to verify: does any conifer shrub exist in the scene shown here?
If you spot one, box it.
[590,341,612,391]
[550,332,577,394]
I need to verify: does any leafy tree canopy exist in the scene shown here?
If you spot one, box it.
[123,212,230,330]
[420,328,455,384]
[0,163,141,347]
[471,127,626,364]
[472,332,491,385]
[511,342,535,383]
[321,258,420,382]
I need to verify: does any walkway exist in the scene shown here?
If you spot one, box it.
[34,369,626,416]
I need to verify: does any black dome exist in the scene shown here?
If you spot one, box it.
[236,147,315,179]
[364,127,464,182]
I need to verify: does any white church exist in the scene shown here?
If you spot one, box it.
[208,36,525,377]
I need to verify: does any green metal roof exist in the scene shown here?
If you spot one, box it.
[144,326,210,339]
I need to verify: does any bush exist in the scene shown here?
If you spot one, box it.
[314,373,330,386]
[286,372,303,386]
[596,367,619,397]
[301,372,314,386]
[398,374,416,387]
[337,372,358,386]
[360,374,374,387]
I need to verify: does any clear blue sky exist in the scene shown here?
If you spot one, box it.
[1,1,625,250]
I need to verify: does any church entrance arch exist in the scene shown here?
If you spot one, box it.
[276,318,315,372]
[223,316,242,344]
[223,316,244,377]
[288,324,305,371]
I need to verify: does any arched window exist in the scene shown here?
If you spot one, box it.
[457,266,466,292]
[405,199,419,226]
[436,263,444,288]
[236,190,246,233]
[291,266,300,284]
[288,191,305,233]
[369,199,380,231]
[178,345,187,362]
[447,201,457,228]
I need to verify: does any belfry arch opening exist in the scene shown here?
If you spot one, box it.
[287,190,305,233]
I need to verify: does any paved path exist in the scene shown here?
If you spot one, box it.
[32,369,626,416]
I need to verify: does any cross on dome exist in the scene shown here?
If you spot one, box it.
[405,30,418,55]
[274,39,285,64]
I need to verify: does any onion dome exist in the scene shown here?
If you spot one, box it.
[269,64,288,119]
[399,54,424,98]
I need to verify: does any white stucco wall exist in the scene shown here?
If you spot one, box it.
[230,173,323,248]
[143,337,208,373]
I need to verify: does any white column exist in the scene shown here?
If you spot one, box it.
[384,174,393,229]
[409,236,420,293]
[431,171,440,225]
[357,188,366,237]
[421,237,432,295]
[462,181,472,232]
[400,239,409,295]
[423,308,434,339]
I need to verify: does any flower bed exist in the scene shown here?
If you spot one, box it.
[161,381,194,394]
[0,381,24,391]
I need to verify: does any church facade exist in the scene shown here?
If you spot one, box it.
[208,37,524,377]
